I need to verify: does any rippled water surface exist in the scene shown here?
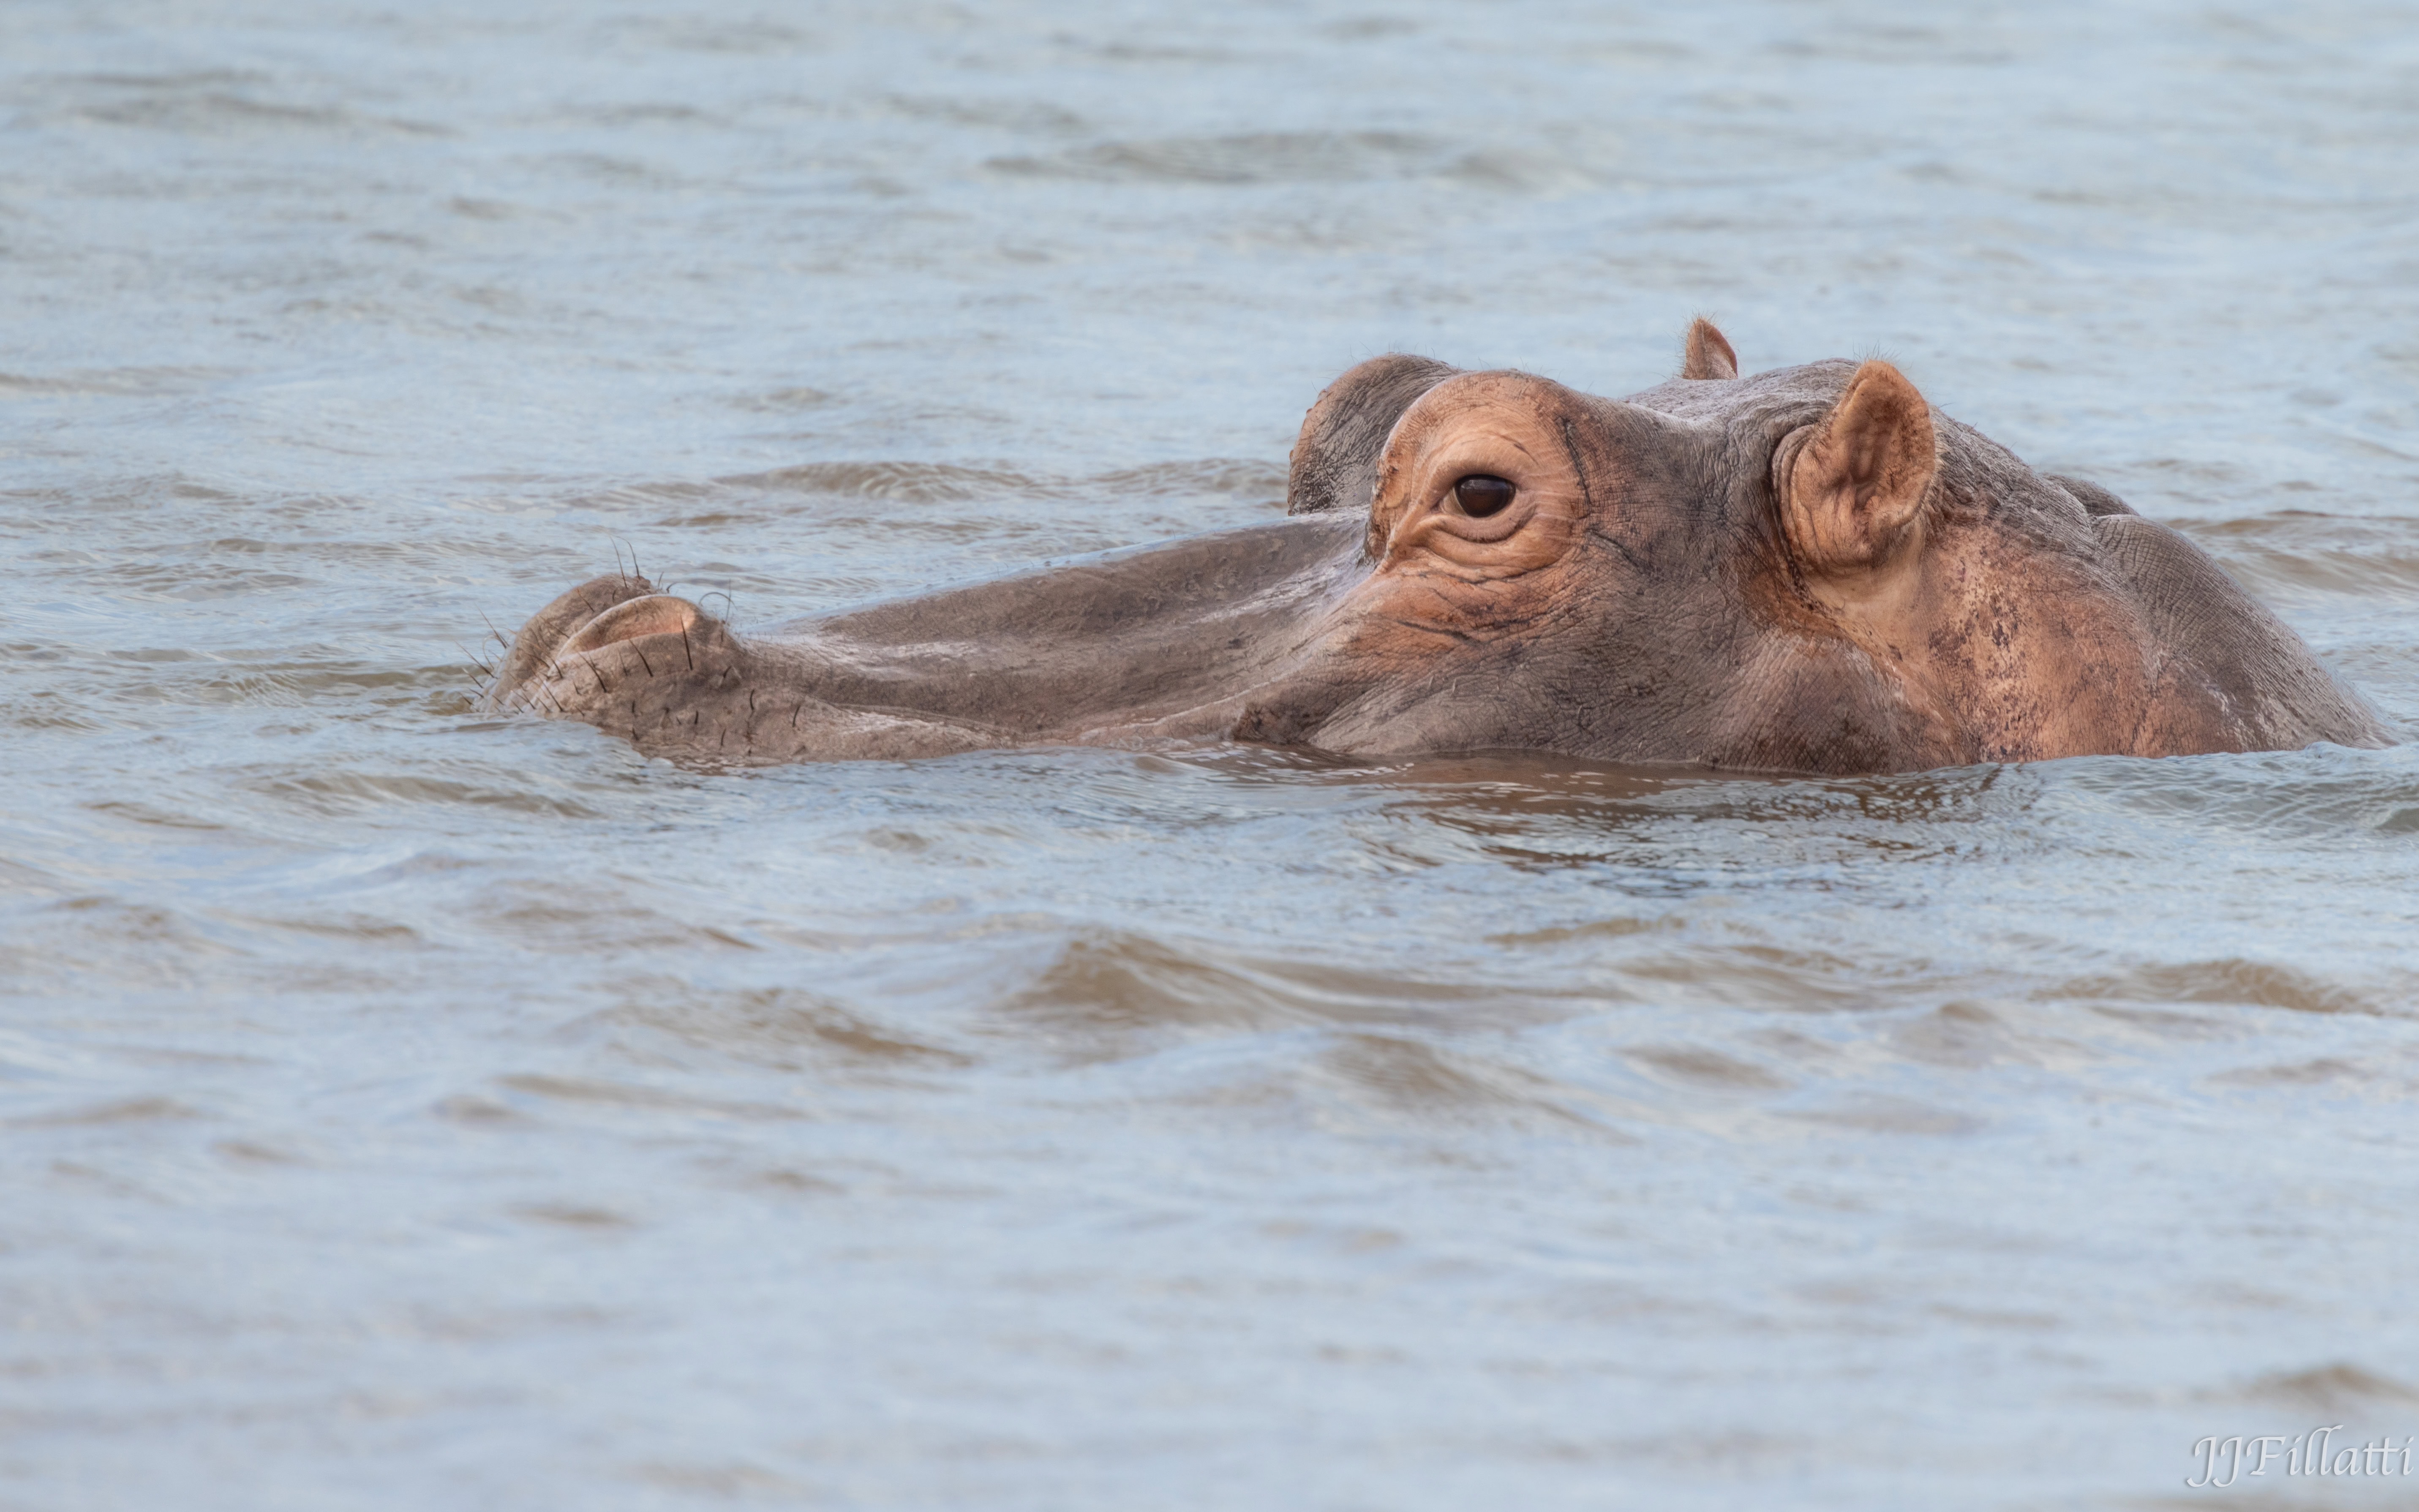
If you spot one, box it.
[8,3,2419,1507]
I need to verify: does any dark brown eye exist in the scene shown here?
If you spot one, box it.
[1451,474,1516,518]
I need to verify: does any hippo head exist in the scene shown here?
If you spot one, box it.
[484,321,2381,771]
[1249,319,2380,768]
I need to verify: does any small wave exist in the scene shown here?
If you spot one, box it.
[83,801,229,833]
[251,770,605,820]
[233,910,423,946]
[715,457,1283,506]
[2044,958,2378,1016]
[1438,147,1607,194]
[993,928,1524,1062]
[1332,756,2025,874]
[490,1073,800,1122]
[2227,1362,2419,1412]
[2054,743,2419,841]
[1616,941,1892,1010]
[69,68,266,89]
[583,981,973,1076]
[624,16,819,55]
[631,1462,809,1497]
[724,460,1057,503]
[0,366,231,398]
[726,387,836,414]
[987,130,1451,185]
[2175,512,2419,599]
[44,74,453,139]
[2207,1056,2396,1090]
[1623,1043,1792,1091]
[1882,1000,2079,1071]
[514,1203,635,1230]
[1783,1095,1984,1137]
[882,94,1085,133]
[1087,458,1289,499]
[6,1095,202,1128]
[1314,1032,1626,1134]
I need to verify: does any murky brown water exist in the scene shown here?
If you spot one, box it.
[7,3,2419,1507]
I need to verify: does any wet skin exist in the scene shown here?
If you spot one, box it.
[483,322,2388,772]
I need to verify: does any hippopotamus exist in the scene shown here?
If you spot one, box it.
[482,321,2387,773]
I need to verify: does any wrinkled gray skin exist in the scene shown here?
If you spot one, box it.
[484,350,2387,772]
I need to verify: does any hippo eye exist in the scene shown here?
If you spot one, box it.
[1451,474,1516,518]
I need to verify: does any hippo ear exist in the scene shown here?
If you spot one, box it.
[1779,360,1937,573]
[1287,354,1462,516]
[1680,318,1738,380]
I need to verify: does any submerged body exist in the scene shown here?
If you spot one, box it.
[485,324,2386,772]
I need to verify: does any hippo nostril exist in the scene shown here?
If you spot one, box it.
[562,594,703,654]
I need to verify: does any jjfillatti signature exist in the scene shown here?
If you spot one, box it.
[2187,1426,2415,1487]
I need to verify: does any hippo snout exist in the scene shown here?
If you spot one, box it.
[484,572,1015,764]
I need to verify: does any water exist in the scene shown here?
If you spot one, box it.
[6,2,2419,1507]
